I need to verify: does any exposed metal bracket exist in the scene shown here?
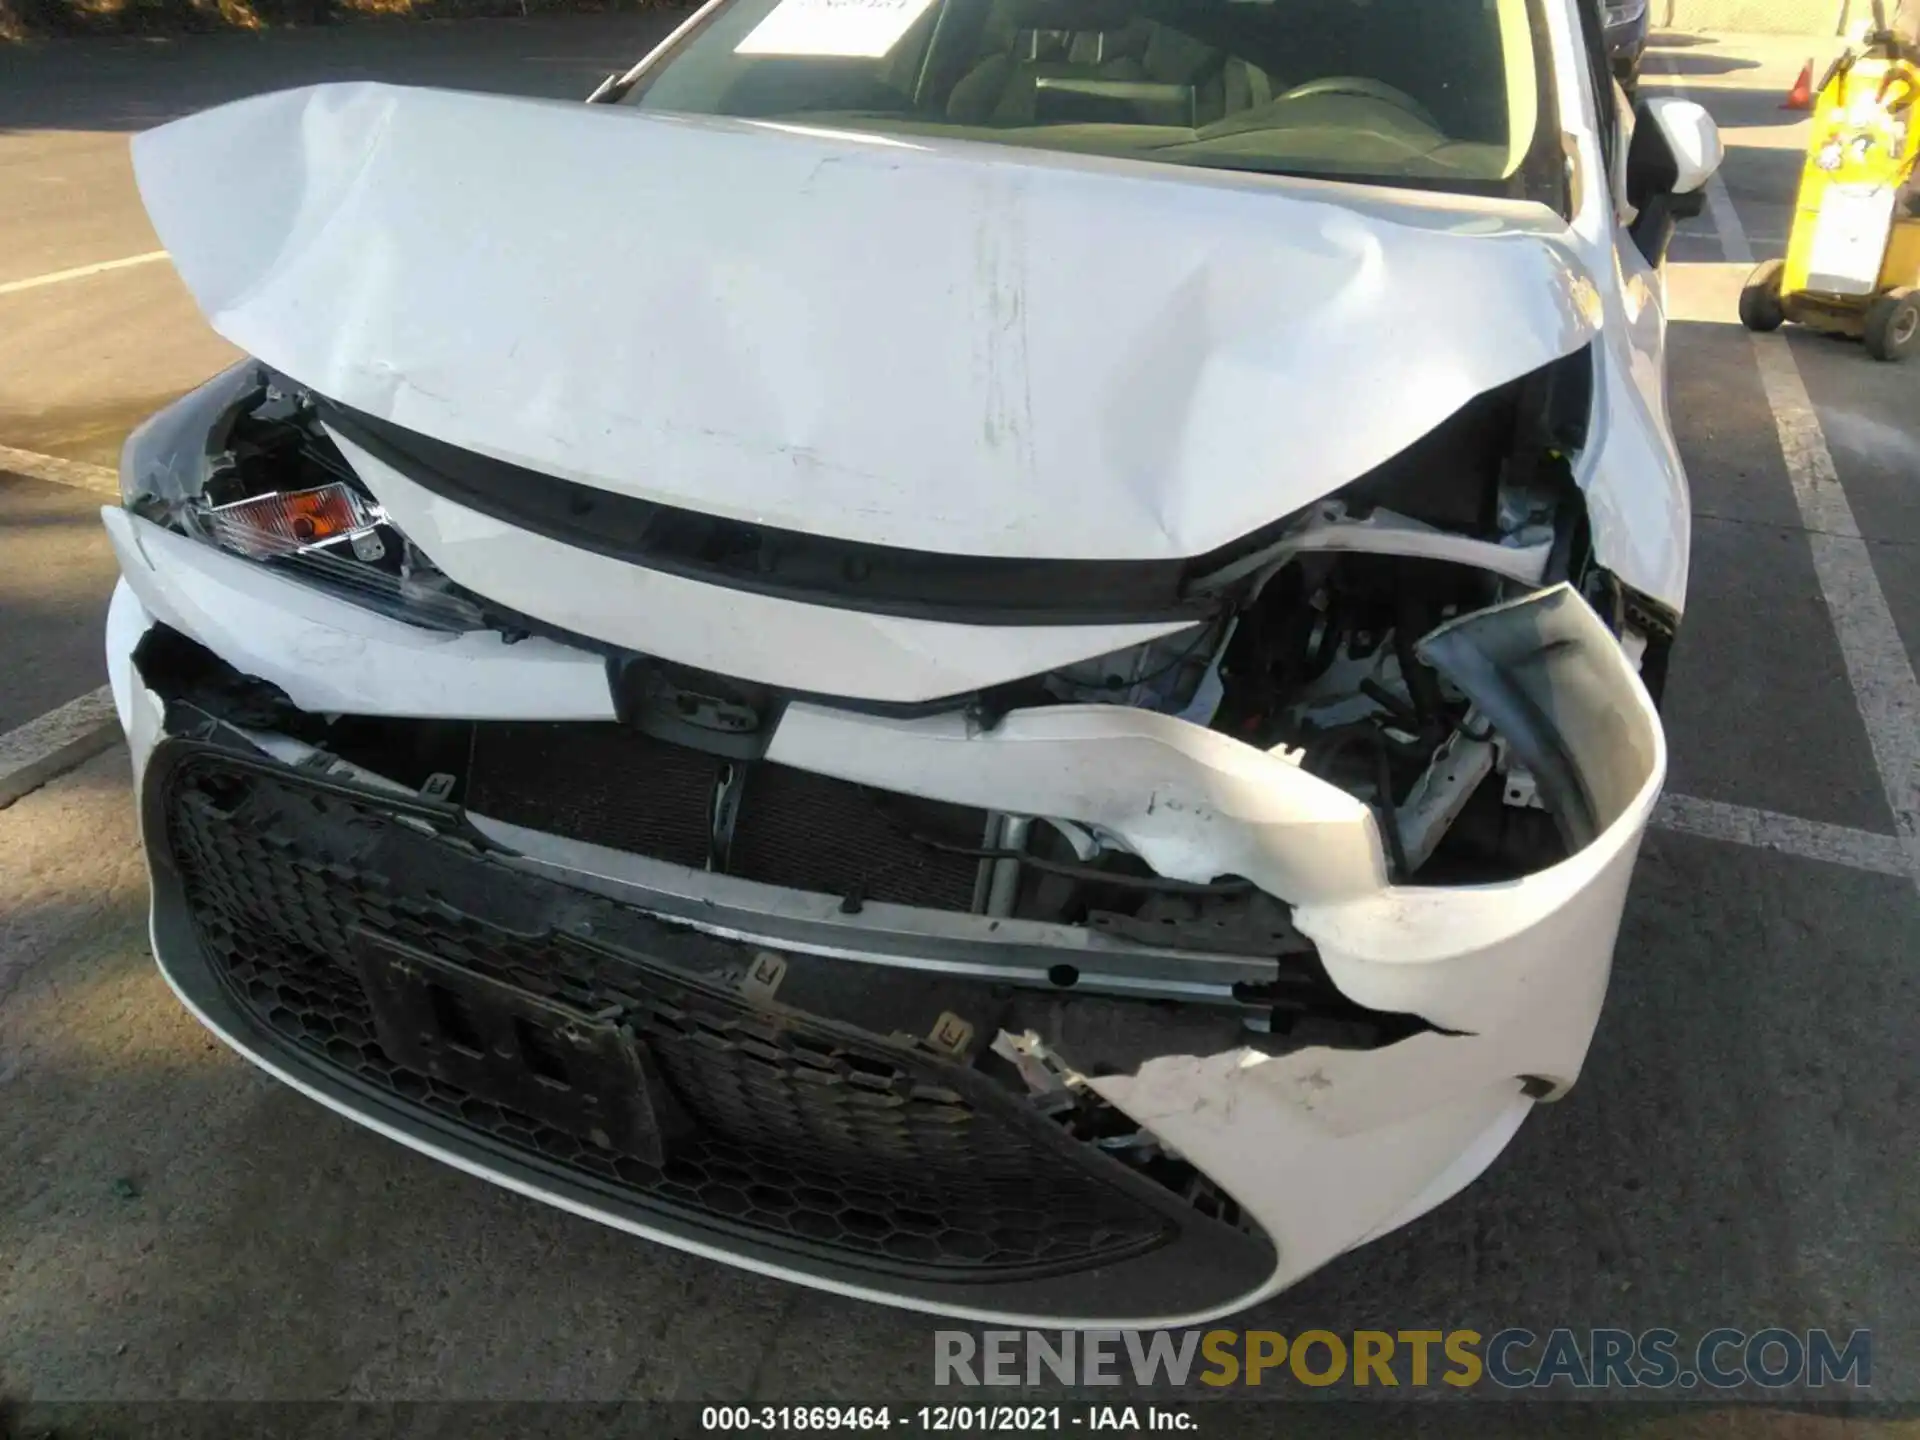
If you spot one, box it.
[708,760,747,871]
[470,812,1282,1007]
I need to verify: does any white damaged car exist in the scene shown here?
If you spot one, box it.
[107,0,1720,1323]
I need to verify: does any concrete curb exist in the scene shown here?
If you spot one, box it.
[0,448,123,805]
[0,687,122,810]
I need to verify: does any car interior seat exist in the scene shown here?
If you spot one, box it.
[943,0,1248,127]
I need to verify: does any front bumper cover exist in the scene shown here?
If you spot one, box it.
[106,518,1665,1323]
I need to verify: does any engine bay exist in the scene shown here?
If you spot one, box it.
[123,346,1668,1051]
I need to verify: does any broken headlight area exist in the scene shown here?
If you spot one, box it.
[119,362,485,631]
[1207,552,1572,886]
[967,345,1631,891]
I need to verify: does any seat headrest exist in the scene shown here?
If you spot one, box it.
[994,0,1145,34]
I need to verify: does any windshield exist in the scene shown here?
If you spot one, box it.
[624,0,1564,202]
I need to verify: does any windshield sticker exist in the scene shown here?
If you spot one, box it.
[734,0,939,58]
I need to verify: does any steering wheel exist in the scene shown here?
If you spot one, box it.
[1277,76,1444,132]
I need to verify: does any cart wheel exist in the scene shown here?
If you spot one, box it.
[1738,259,1786,333]
[1863,288,1920,361]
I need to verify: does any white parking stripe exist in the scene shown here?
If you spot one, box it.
[1653,794,1910,876]
[0,687,121,810]
[1668,60,1920,892]
[1747,344,1920,875]
[1698,165,1754,266]
[0,251,170,297]
[0,442,120,497]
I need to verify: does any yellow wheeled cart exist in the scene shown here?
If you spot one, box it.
[1739,5,1920,361]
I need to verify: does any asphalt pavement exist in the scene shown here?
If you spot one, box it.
[1,19,1917,1423]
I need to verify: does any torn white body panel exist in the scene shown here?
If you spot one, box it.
[1298,580,1664,1048]
[768,701,1391,904]
[1080,588,1663,1304]
[133,81,1600,565]
[1093,1049,1535,1304]
[105,486,1384,902]
[1225,503,1556,593]
[103,508,617,721]
[1302,753,1657,1054]
[334,430,1195,703]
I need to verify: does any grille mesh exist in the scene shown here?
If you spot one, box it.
[467,724,715,870]
[465,722,985,909]
[163,757,1174,1277]
[728,763,982,910]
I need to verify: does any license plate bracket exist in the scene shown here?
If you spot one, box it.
[352,928,671,1163]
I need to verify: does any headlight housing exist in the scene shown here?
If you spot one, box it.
[119,360,482,630]
[118,360,261,517]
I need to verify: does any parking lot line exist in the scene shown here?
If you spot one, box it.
[1747,341,1920,878]
[0,686,120,811]
[0,251,169,297]
[1670,62,1920,892]
[0,442,120,497]
[1654,793,1909,876]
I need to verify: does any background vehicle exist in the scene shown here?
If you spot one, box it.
[1604,0,1650,91]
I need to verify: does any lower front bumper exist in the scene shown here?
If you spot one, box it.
[143,736,1275,1325]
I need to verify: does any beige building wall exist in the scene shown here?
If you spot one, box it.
[1657,0,1851,34]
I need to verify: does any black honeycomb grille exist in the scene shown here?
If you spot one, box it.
[162,756,1176,1278]
[728,762,981,910]
[464,722,985,910]
[466,724,715,870]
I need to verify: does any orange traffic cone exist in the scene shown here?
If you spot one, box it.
[1783,58,1815,110]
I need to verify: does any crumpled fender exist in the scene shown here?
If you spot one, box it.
[1294,583,1663,1050]
[1088,586,1665,1299]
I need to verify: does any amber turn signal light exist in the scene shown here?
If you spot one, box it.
[205,482,375,559]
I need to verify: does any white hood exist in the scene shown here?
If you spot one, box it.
[133,82,1599,563]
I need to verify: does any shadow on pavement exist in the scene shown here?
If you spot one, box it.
[1645,49,1763,76]
[1646,29,1713,49]
[1635,75,1808,137]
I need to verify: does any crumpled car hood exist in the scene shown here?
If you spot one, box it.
[134,81,1599,562]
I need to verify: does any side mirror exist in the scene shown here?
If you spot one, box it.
[1642,96,1725,196]
[1626,96,1725,267]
